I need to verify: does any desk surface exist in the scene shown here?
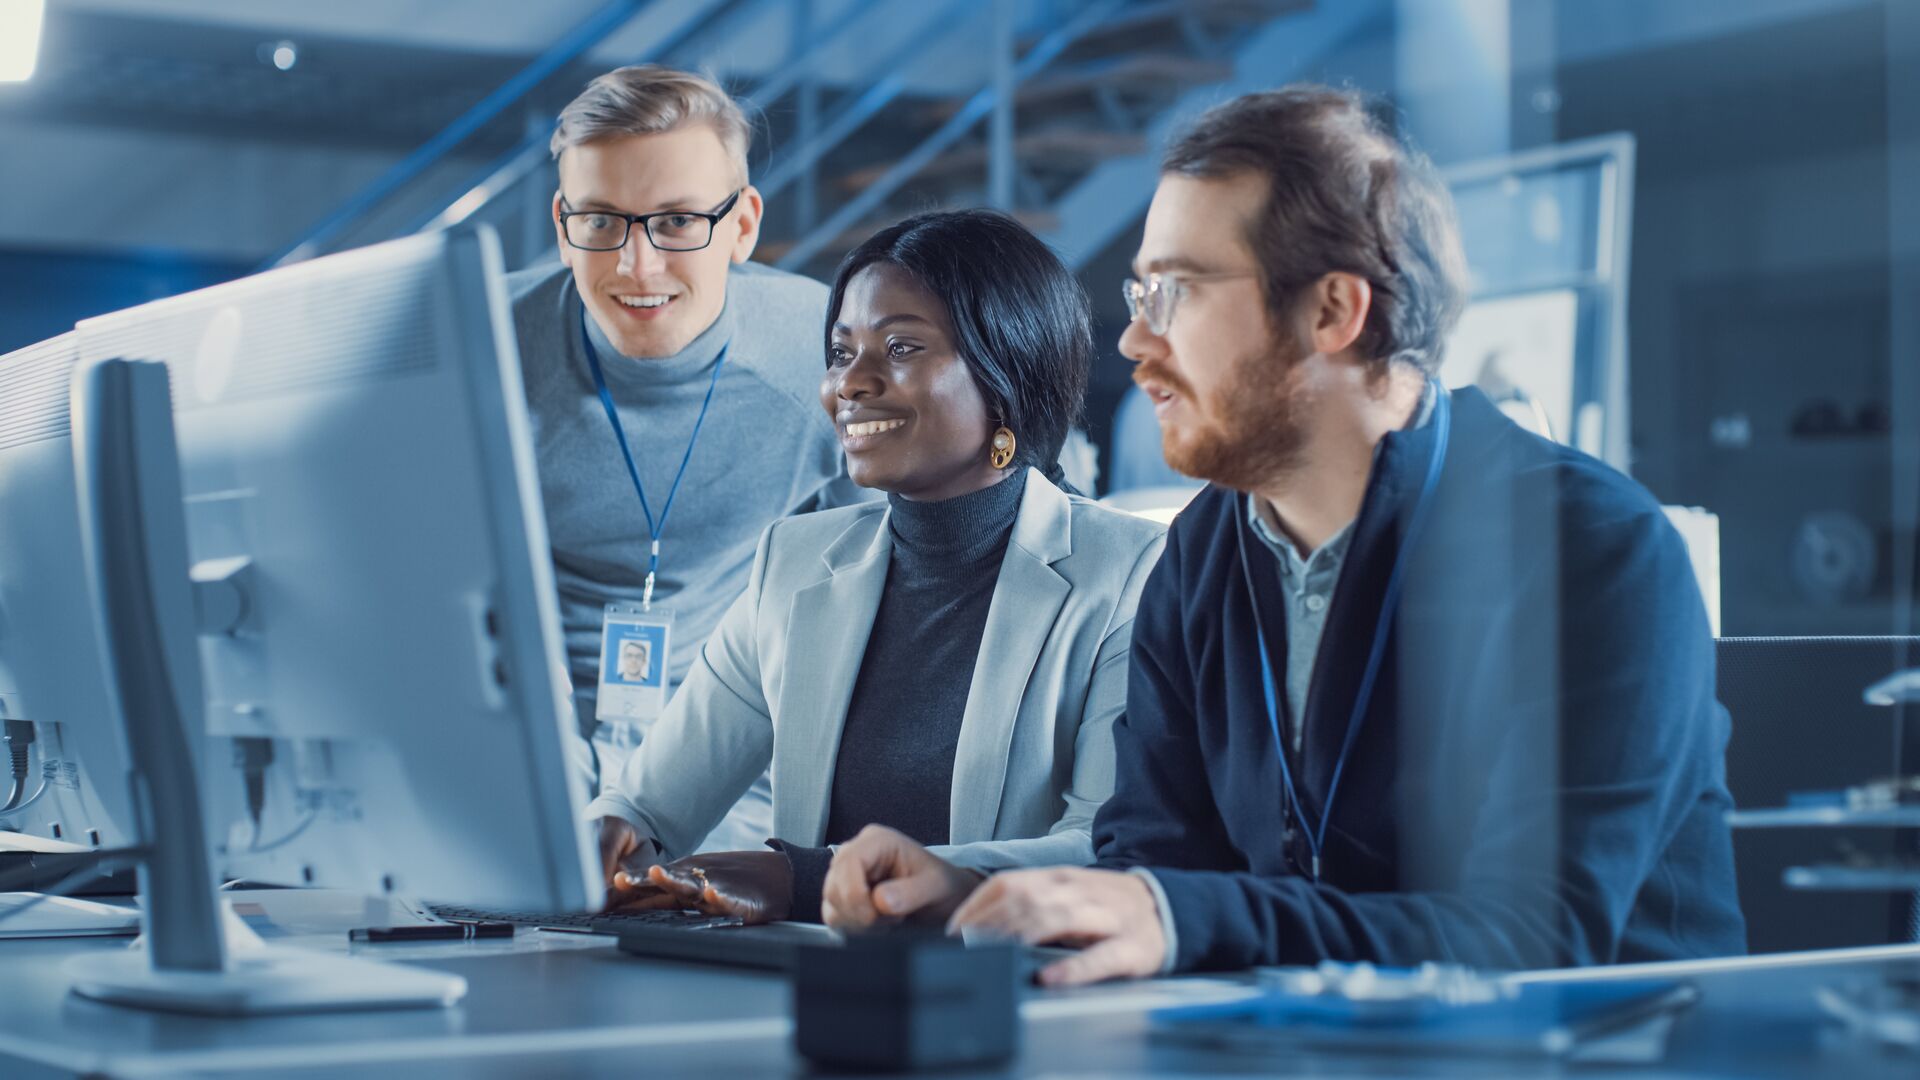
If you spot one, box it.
[3,916,1918,1079]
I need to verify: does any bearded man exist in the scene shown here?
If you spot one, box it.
[818,86,1747,984]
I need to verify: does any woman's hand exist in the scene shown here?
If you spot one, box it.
[641,850,795,924]
[596,816,678,911]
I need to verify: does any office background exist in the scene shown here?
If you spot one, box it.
[3,5,1920,1070]
[1,0,1916,644]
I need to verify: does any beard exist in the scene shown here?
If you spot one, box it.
[1139,336,1311,493]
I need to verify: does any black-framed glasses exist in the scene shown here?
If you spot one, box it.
[1121,269,1259,335]
[559,189,743,252]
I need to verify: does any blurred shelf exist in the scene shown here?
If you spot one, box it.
[1784,865,1920,891]
[1728,806,1920,829]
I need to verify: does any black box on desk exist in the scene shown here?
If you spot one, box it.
[793,933,1019,1071]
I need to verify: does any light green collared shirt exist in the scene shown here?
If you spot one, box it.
[1243,381,1437,755]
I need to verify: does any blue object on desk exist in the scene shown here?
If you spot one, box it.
[1153,972,1698,1059]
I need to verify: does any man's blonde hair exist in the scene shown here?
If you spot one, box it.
[550,64,751,182]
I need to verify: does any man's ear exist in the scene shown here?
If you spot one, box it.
[1308,272,1372,356]
[551,189,575,270]
[729,184,765,265]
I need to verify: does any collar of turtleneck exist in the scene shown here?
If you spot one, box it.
[580,280,735,389]
[886,468,1028,567]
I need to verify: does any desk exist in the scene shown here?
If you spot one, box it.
[2,924,1917,1078]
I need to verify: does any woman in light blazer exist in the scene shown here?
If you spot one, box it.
[586,210,1166,923]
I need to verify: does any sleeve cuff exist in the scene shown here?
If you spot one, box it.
[584,793,643,829]
[1127,867,1180,975]
[767,839,833,923]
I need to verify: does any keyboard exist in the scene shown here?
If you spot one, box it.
[614,921,1078,979]
[426,904,739,934]
[615,920,841,971]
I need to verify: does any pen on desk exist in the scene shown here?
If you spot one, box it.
[349,922,515,943]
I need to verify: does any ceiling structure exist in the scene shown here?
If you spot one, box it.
[62,0,684,58]
[0,1,783,151]
[2,0,994,153]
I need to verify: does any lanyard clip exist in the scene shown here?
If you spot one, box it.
[641,539,661,612]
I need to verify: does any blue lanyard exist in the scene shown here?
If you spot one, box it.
[581,314,729,610]
[1248,383,1451,881]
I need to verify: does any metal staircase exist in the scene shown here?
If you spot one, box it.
[272,0,1391,280]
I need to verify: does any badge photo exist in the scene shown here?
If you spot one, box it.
[597,604,673,722]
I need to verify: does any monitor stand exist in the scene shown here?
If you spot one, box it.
[65,901,464,1015]
[64,357,464,1016]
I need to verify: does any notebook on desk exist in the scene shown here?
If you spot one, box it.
[0,893,140,939]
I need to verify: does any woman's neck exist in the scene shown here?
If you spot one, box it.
[887,468,1027,564]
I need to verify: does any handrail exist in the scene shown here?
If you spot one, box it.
[737,0,885,110]
[424,0,798,236]
[754,0,979,201]
[424,0,903,238]
[776,0,1127,270]
[417,129,551,235]
[265,0,658,270]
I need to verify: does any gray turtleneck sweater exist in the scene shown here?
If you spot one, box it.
[777,469,1028,919]
[507,261,867,742]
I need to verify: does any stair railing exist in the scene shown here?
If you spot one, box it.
[774,0,1127,271]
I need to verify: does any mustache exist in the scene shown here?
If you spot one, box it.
[1132,363,1193,399]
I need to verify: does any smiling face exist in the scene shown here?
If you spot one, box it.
[1120,171,1316,490]
[553,126,762,359]
[821,263,1005,501]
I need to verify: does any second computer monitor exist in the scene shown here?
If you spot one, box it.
[73,226,597,909]
[0,332,138,846]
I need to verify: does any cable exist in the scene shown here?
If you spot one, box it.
[232,737,273,848]
[2,720,34,812]
[226,734,320,856]
[0,759,56,817]
[246,810,320,856]
[0,848,145,930]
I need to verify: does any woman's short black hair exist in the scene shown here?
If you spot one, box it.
[824,208,1092,487]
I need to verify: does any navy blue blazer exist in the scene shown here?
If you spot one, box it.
[1093,389,1746,971]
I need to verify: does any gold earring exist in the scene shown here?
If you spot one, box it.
[989,426,1016,470]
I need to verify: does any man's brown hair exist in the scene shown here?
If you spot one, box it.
[1162,86,1469,376]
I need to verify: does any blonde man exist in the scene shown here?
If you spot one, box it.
[509,66,863,857]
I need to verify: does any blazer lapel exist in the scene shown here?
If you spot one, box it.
[772,515,890,846]
[948,473,1073,843]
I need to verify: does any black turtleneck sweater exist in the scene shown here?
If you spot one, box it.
[775,469,1027,920]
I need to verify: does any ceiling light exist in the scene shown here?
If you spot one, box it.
[260,39,298,72]
[0,0,46,83]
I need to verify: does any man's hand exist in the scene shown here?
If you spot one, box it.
[949,867,1167,987]
[821,824,984,930]
[644,851,793,924]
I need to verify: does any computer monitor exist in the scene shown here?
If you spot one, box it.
[0,332,139,848]
[61,226,597,1013]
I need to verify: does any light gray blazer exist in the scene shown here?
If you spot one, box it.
[584,469,1166,872]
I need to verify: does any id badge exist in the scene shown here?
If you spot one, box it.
[597,603,673,723]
